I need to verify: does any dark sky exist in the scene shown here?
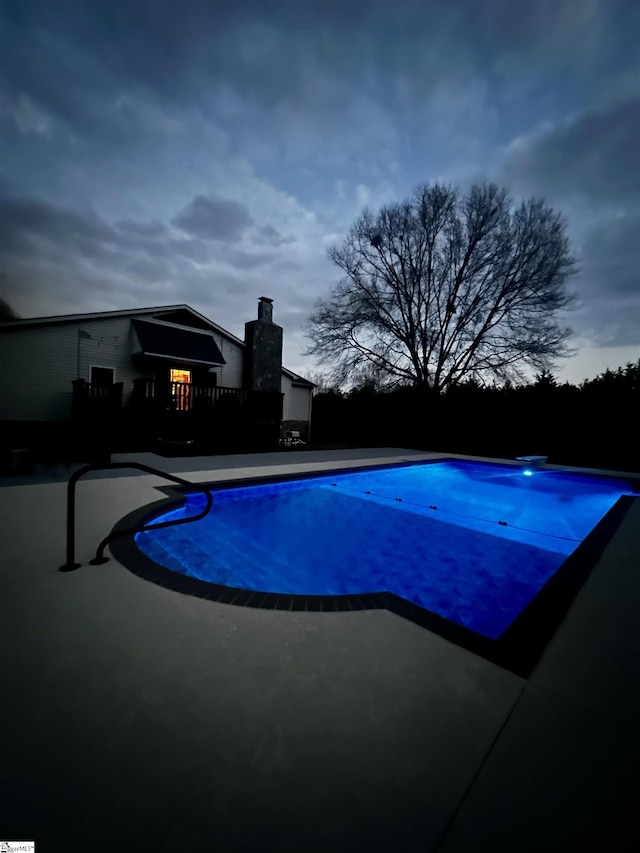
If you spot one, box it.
[1,0,638,382]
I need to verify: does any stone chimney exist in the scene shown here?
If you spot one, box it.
[257,296,273,323]
[244,297,283,393]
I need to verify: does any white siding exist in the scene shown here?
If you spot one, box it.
[0,317,145,420]
[1,325,73,420]
[281,374,292,420]
[0,311,311,423]
[289,385,312,421]
[208,335,244,389]
[0,315,246,421]
[281,374,312,423]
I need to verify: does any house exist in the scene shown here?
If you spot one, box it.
[0,297,314,458]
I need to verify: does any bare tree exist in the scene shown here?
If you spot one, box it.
[306,182,577,392]
[304,371,341,396]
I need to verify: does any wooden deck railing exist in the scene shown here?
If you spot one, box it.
[131,379,248,412]
[72,376,281,423]
[72,378,123,416]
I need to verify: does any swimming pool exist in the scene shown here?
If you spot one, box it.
[130,459,636,665]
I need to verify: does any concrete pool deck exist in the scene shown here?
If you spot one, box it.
[1,447,638,851]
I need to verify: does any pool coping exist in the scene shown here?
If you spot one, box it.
[108,458,640,678]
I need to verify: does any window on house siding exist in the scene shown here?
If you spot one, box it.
[169,368,191,384]
[90,366,115,386]
[170,367,191,411]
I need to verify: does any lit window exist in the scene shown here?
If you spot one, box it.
[170,368,191,384]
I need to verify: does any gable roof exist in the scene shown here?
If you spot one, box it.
[282,368,315,387]
[0,304,315,385]
[0,303,246,342]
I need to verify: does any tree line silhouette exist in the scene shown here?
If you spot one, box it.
[311,360,640,473]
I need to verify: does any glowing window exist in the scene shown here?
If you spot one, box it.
[170,368,191,384]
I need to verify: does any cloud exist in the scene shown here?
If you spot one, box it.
[0,195,118,258]
[571,297,640,350]
[224,248,275,271]
[1,0,637,381]
[114,219,170,238]
[503,95,640,204]
[257,224,296,247]
[581,214,640,297]
[1,0,615,146]
[1,0,630,209]
[0,193,264,283]
[0,93,53,136]
[170,195,253,242]
[496,90,640,354]
[569,213,640,348]
[0,189,332,368]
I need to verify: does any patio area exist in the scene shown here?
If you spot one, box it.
[1,448,638,851]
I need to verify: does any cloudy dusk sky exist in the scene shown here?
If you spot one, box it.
[1,0,638,384]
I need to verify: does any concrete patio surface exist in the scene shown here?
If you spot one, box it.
[1,448,638,851]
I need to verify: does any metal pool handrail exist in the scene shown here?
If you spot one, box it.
[58,462,213,571]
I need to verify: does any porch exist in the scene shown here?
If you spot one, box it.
[71,377,252,414]
[130,378,249,413]
[71,377,284,452]
[71,377,124,416]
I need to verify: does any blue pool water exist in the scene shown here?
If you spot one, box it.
[135,460,634,640]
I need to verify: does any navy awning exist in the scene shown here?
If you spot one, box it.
[132,320,226,366]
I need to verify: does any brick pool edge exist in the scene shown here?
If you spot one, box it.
[107,461,638,678]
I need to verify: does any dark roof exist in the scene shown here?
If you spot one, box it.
[283,369,315,387]
[132,319,226,366]
[0,303,315,385]
[0,304,245,345]
[0,304,193,328]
